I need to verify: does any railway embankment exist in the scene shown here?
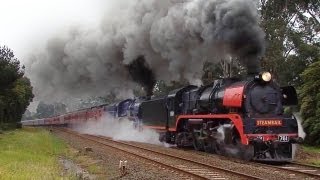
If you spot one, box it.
[295,145,320,166]
[53,127,320,179]
[0,127,106,179]
[2,127,319,179]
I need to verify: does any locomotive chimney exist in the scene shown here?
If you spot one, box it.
[247,63,261,75]
[245,56,261,76]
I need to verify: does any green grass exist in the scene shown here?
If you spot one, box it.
[67,150,104,176]
[0,127,71,179]
[301,145,320,166]
[87,164,103,174]
[302,145,320,153]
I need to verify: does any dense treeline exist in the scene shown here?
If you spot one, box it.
[300,61,320,145]
[0,46,33,129]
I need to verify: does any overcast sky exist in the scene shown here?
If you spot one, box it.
[0,0,107,63]
[0,0,109,112]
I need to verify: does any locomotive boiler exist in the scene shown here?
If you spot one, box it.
[140,72,301,161]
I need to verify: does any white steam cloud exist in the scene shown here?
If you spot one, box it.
[26,0,265,101]
[293,112,306,139]
[75,114,161,145]
[292,112,306,159]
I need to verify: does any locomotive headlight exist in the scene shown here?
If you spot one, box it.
[261,72,272,82]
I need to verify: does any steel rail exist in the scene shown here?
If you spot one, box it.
[56,128,262,179]
[291,161,320,169]
[90,134,264,179]
[56,128,209,179]
[261,162,320,179]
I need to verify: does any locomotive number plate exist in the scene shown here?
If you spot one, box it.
[278,135,289,142]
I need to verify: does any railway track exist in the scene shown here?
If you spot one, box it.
[265,162,320,179]
[182,143,320,179]
[55,128,262,180]
[96,135,320,179]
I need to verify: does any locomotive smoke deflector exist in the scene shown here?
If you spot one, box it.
[281,86,298,106]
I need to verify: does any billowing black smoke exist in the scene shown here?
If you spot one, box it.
[126,56,156,96]
[26,0,265,101]
[206,0,265,74]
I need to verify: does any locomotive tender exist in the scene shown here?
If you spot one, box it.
[22,72,301,161]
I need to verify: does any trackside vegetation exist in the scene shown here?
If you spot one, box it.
[300,61,320,145]
[0,127,71,179]
[0,46,34,130]
[300,145,320,167]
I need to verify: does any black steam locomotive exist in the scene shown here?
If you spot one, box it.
[137,72,301,161]
[23,71,301,162]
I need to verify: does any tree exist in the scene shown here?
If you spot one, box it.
[53,102,67,115]
[8,77,34,121]
[36,101,55,118]
[0,46,23,89]
[153,80,188,97]
[259,0,320,86]
[299,60,320,145]
[0,46,34,128]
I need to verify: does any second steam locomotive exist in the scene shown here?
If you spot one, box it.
[23,72,302,161]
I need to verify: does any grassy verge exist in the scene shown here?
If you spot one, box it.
[0,127,72,179]
[302,145,320,153]
[65,146,106,178]
[301,145,320,166]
